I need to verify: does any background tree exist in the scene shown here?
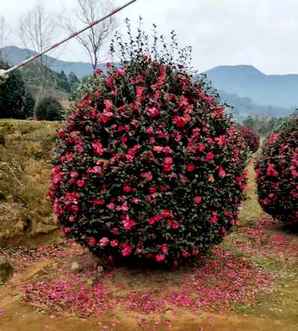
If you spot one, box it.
[19,3,57,116]
[64,0,116,72]
[0,62,35,119]
[0,16,10,61]
[68,72,80,92]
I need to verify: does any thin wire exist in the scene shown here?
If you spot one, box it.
[4,0,138,75]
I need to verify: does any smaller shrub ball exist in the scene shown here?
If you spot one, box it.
[36,96,63,121]
[256,116,298,226]
[239,126,260,153]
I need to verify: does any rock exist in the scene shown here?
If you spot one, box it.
[97,265,104,274]
[0,256,13,284]
[70,261,81,273]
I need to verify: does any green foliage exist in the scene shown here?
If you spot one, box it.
[36,96,63,121]
[0,62,35,119]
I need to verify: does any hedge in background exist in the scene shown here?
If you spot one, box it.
[36,96,63,121]
[49,26,248,266]
[239,126,260,153]
[256,115,297,226]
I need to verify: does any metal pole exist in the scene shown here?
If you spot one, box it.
[0,0,137,78]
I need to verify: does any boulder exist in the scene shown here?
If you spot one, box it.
[0,256,13,284]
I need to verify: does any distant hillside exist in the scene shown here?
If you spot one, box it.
[1,46,92,78]
[1,46,296,117]
[218,90,292,119]
[205,65,298,109]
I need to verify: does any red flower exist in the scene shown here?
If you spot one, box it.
[99,237,110,247]
[160,244,169,255]
[218,166,226,178]
[197,143,206,153]
[194,196,202,205]
[136,86,144,97]
[92,198,105,206]
[122,215,136,231]
[146,107,160,118]
[155,254,166,263]
[88,237,97,247]
[215,135,226,146]
[76,179,86,188]
[123,184,133,193]
[205,152,215,162]
[266,164,278,177]
[121,243,133,257]
[210,212,219,224]
[141,171,153,182]
[116,68,125,76]
[111,240,119,247]
[163,157,173,173]
[92,140,104,156]
[186,163,196,172]
[173,115,187,128]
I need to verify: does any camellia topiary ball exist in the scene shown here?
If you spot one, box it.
[49,56,248,265]
[239,126,260,153]
[256,116,298,226]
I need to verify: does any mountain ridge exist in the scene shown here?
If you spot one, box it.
[1,46,296,117]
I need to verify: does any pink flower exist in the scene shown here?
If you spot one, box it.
[87,166,102,175]
[121,243,132,257]
[194,196,202,205]
[111,240,119,248]
[205,152,215,162]
[136,86,144,97]
[268,133,279,145]
[168,219,180,230]
[122,215,136,231]
[87,237,97,247]
[141,171,153,182]
[111,227,120,235]
[197,144,206,153]
[186,163,196,172]
[99,237,110,247]
[53,199,63,216]
[92,140,104,156]
[266,164,278,177]
[155,254,166,263]
[104,99,113,111]
[107,202,116,210]
[210,212,219,224]
[76,179,86,188]
[173,116,187,128]
[160,244,169,255]
[218,166,226,178]
[99,111,113,124]
[92,198,105,206]
[215,135,226,146]
[163,157,173,173]
[123,184,133,193]
[116,68,125,76]
[147,107,160,118]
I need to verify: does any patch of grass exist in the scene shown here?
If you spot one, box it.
[0,120,61,245]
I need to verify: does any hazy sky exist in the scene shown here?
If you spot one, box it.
[1,0,297,74]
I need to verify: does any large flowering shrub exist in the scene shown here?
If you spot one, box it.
[49,25,248,266]
[256,116,298,226]
[239,126,260,153]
